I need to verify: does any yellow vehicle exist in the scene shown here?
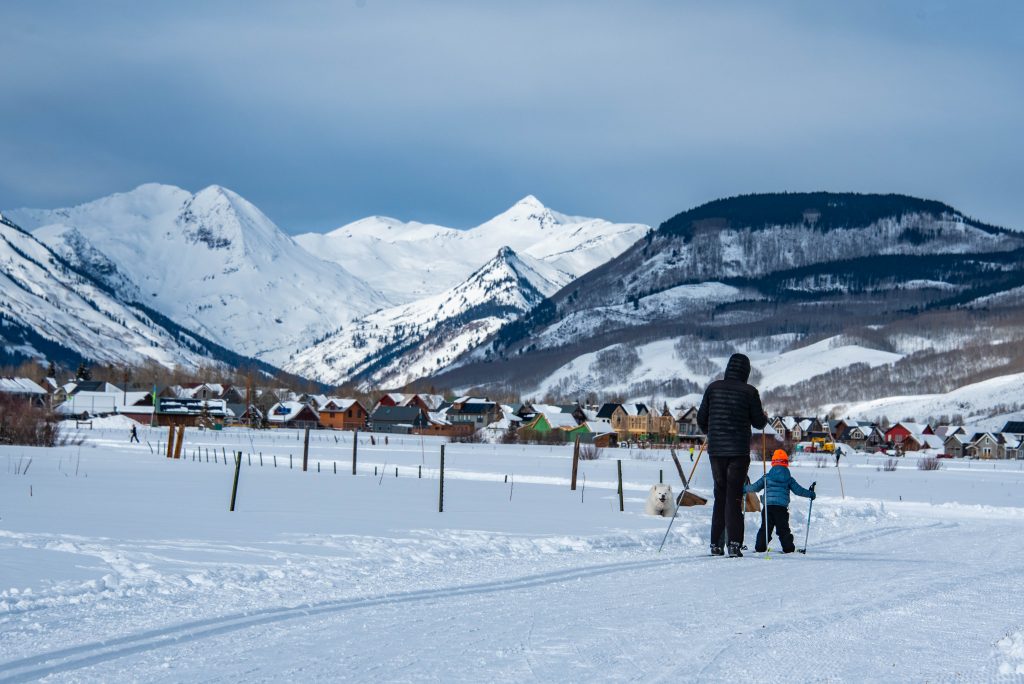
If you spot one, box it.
[811,437,835,452]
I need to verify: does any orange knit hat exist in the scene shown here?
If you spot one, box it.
[771,449,789,467]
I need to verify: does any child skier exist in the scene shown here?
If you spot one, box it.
[744,449,816,553]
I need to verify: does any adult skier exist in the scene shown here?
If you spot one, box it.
[697,353,768,557]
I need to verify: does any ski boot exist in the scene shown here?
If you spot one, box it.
[728,542,743,558]
[710,544,724,556]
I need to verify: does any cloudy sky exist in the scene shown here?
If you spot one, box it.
[2,1,1021,232]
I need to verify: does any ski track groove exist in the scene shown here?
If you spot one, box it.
[0,553,703,682]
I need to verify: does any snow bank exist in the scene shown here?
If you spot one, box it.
[997,631,1024,675]
[61,415,140,430]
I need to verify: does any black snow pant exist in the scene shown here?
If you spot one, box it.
[710,455,750,548]
[755,505,795,553]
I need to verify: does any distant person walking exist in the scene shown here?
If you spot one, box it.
[697,353,768,557]
[129,424,139,443]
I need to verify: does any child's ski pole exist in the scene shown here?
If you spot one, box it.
[798,482,817,554]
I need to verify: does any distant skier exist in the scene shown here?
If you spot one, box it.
[129,424,139,443]
[744,449,816,554]
[689,445,695,462]
[834,446,842,467]
[697,353,768,557]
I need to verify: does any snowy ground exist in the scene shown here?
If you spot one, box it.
[3,426,1024,682]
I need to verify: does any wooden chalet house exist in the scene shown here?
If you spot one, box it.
[318,399,368,430]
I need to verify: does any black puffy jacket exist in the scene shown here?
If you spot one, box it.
[696,353,768,458]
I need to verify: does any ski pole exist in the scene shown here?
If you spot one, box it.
[660,440,705,553]
[799,482,817,554]
[762,431,769,555]
[657,503,680,553]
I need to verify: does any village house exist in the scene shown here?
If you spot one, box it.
[446,397,501,431]
[943,432,972,458]
[519,409,579,440]
[373,393,408,411]
[675,407,702,438]
[266,401,321,430]
[884,422,934,448]
[610,403,648,441]
[966,432,1006,460]
[369,405,429,434]
[1006,436,1024,460]
[414,411,474,438]
[0,377,48,407]
[318,398,368,430]
[400,394,446,412]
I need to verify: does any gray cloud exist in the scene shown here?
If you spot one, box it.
[1,0,1021,231]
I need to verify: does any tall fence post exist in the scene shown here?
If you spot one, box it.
[174,425,185,459]
[229,451,242,511]
[352,429,359,475]
[438,444,445,513]
[571,435,581,491]
[302,427,310,472]
[166,425,175,458]
[617,459,624,512]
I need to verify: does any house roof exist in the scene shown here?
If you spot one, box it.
[321,398,360,412]
[267,401,317,422]
[538,411,579,429]
[596,403,620,419]
[618,403,648,417]
[0,377,47,395]
[70,380,120,395]
[401,394,446,410]
[450,401,497,415]
[1001,421,1024,435]
[371,405,424,422]
[893,422,930,436]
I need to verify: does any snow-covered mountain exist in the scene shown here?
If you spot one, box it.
[10,184,384,365]
[294,195,649,303]
[433,193,1024,406]
[288,246,569,388]
[0,214,237,369]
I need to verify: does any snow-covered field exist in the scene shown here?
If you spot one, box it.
[3,425,1024,681]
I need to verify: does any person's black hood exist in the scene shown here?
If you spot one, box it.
[724,353,751,383]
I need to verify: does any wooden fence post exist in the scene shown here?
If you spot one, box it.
[352,429,358,475]
[166,425,175,458]
[229,452,241,511]
[174,425,184,459]
[438,444,445,513]
[302,427,310,472]
[571,435,581,491]
[617,459,624,512]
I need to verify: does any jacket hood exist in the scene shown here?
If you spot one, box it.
[724,353,751,382]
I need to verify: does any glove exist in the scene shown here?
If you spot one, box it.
[810,491,816,500]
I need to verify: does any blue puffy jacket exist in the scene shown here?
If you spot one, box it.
[744,466,815,507]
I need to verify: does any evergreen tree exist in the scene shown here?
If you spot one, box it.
[76,362,92,381]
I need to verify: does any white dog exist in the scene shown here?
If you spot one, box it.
[644,484,677,517]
